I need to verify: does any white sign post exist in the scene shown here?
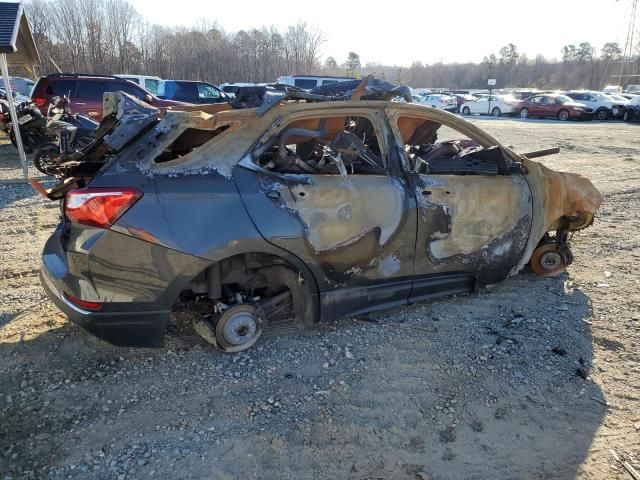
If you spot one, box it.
[487,78,497,115]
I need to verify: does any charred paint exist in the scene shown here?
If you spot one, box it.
[257,174,412,284]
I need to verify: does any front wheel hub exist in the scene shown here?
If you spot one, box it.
[529,242,569,277]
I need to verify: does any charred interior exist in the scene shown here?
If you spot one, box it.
[154,126,230,163]
[397,117,515,176]
[253,116,385,175]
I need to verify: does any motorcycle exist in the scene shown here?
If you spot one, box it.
[1,99,48,154]
[32,96,99,176]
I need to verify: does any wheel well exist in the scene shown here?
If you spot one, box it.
[178,253,316,325]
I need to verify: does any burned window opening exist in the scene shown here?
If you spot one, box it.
[254,116,386,175]
[398,117,513,176]
[154,126,230,163]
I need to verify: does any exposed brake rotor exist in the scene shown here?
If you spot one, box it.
[197,303,265,353]
[529,242,568,277]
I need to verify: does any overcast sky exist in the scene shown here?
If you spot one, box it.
[130,0,634,66]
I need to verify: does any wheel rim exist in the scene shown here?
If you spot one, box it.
[463,107,469,115]
[34,152,58,175]
[624,112,628,121]
[520,109,528,118]
[597,110,607,120]
[493,108,500,117]
[559,110,569,121]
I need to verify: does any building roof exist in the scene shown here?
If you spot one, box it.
[0,2,40,66]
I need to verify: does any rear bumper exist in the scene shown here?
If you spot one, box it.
[39,224,206,348]
[40,268,169,347]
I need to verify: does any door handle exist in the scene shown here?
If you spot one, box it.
[266,190,280,199]
[75,102,85,105]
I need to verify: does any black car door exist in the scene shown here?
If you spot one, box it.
[234,107,418,320]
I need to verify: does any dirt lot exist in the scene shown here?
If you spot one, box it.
[0,117,639,480]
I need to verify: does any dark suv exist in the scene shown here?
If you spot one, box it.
[38,92,602,353]
[31,73,188,120]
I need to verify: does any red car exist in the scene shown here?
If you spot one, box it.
[516,94,593,121]
[31,73,189,120]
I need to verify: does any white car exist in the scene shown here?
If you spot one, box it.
[607,93,630,106]
[413,93,458,111]
[114,74,162,95]
[602,85,622,94]
[564,91,621,120]
[459,95,519,117]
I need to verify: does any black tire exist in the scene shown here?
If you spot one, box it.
[33,142,61,176]
[595,108,609,121]
[557,109,570,121]
[519,108,529,119]
[462,106,470,115]
[492,107,501,117]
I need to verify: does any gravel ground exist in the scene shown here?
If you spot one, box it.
[0,117,639,479]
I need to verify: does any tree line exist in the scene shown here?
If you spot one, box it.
[23,0,640,90]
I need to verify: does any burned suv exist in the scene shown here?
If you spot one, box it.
[37,86,602,352]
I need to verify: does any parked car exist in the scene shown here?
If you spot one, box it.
[0,87,30,105]
[602,85,622,94]
[460,95,519,117]
[509,89,544,100]
[563,90,621,120]
[275,75,354,90]
[626,85,640,94]
[516,94,593,120]
[30,74,187,120]
[38,91,602,351]
[451,93,476,109]
[623,95,640,122]
[0,76,35,97]
[156,80,228,104]
[114,74,162,95]
[218,82,258,98]
[413,93,458,111]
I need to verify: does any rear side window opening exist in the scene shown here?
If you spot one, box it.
[154,125,231,164]
[253,115,386,176]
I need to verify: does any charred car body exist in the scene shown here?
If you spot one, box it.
[36,78,603,351]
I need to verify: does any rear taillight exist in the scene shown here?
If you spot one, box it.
[32,96,46,107]
[64,188,142,229]
[64,292,103,311]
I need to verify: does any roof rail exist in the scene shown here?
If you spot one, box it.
[47,73,119,79]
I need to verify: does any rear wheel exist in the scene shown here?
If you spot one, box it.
[557,109,570,121]
[492,107,502,117]
[519,108,529,119]
[462,106,470,115]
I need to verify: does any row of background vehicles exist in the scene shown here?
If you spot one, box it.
[457,88,638,121]
[394,85,639,121]
[1,73,639,178]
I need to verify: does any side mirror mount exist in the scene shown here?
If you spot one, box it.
[144,94,153,104]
